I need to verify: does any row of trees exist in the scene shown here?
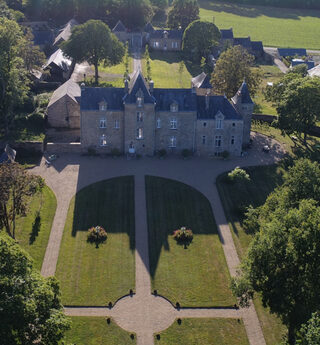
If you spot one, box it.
[221,0,320,10]
[232,158,320,344]
[20,0,200,29]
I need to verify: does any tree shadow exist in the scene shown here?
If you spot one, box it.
[29,211,41,245]
[146,176,218,279]
[71,176,135,251]
[198,0,320,20]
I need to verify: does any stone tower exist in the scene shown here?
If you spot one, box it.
[231,81,254,146]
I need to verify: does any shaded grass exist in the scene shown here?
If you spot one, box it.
[65,317,136,345]
[199,0,320,49]
[15,185,56,271]
[146,176,235,307]
[156,318,249,344]
[252,64,283,115]
[142,51,192,88]
[56,177,135,306]
[216,166,287,344]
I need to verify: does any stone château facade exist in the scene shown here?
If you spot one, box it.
[80,71,253,157]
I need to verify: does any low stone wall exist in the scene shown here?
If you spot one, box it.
[46,142,82,154]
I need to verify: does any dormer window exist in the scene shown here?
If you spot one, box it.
[170,102,178,112]
[99,118,106,128]
[136,89,144,107]
[156,118,161,128]
[99,101,107,111]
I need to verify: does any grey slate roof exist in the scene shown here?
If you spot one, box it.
[44,49,72,72]
[53,19,78,46]
[123,71,155,104]
[220,29,233,40]
[251,41,263,52]
[153,89,197,111]
[278,48,307,57]
[197,95,242,120]
[291,59,315,70]
[192,72,212,89]
[0,145,16,164]
[231,81,253,105]
[81,88,125,111]
[48,79,81,108]
[233,37,252,49]
[33,30,54,46]
[112,20,127,32]
[149,29,183,40]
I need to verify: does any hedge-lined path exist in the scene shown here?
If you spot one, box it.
[33,132,285,345]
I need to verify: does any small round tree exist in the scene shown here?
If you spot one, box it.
[173,226,193,248]
[87,226,108,248]
[227,167,250,184]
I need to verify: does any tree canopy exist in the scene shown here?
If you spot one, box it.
[61,19,124,85]
[0,233,71,344]
[296,312,320,345]
[182,20,220,63]
[167,0,199,29]
[232,159,320,345]
[211,45,261,99]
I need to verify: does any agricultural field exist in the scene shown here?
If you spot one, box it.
[199,0,320,49]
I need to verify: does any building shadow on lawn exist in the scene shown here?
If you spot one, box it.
[71,176,135,251]
[145,175,220,279]
[199,0,320,19]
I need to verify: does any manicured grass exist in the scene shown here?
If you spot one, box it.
[146,176,235,307]
[156,318,249,344]
[15,185,57,271]
[216,166,287,344]
[65,317,136,345]
[142,51,192,88]
[252,64,283,115]
[199,0,320,49]
[56,177,135,306]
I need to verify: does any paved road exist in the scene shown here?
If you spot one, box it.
[34,132,285,344]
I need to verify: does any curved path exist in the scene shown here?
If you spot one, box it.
[33,132,285,345]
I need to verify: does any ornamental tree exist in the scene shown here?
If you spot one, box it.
[182,20,220,63]
[0,233,71,345]
[61,20,124,85]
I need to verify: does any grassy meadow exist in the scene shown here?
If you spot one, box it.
[199,0,320,49]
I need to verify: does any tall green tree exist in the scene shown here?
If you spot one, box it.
[277,77,320,143]
[145,44,152,81]
[167,0,199,29]
[0,232,71,345]
[232,199,320,345]
[182,20,220,63]
[296,312,320,345]
[0,163,43,239]
[211,45,261,99]
[0,17,29,135]
[61,20,124,85]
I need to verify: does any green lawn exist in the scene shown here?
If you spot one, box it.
[252,64,283,115]
[216,166,287,344]
[56,177,135,306]
[199,0,320,49]
[146,176,235,307]
[156,318,249,344]
[15,185,56,271]
[65,317,136,345]
[142,51,193,88]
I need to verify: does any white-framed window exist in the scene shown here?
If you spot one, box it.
[115,120,120,129]
[215,135,222,147]
[137,128,143,139]
[137,112,143,122]
[170,118,177,129]
[100,134,107,146]
[170,103,178,112]
[202,136,206,144]
[99,102,107,111]
[153,41,159,48]
[169,136,177,148]
[172,42,178,49]
[231,136,235,145]
[216,118,223,129]
[156,118,161,128]
[99,118,106,128]
[137,96,143,107]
